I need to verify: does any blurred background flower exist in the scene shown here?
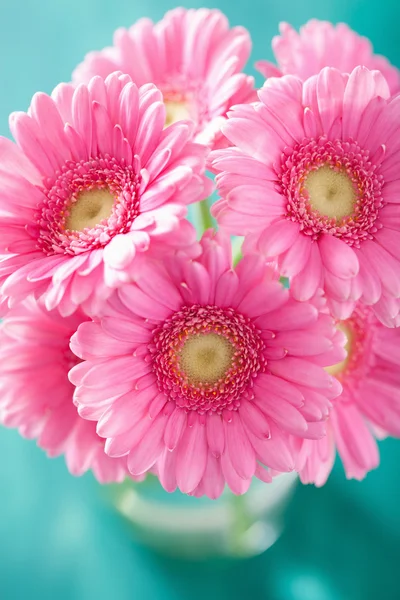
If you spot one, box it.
[1,1,400,599]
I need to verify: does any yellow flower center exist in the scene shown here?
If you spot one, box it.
[164,100,191,127]
[65,188,115,232]
[179,333,234,384]
[305,165,357,220]
[325,324,352,377]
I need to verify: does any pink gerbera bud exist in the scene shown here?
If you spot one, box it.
[69,231,344,499]
[294,304,400,485]
[210,66,400,327]
[0,73,212,316]
[73,8,256,149]
[0,298,134,483]
[256,20,400,94]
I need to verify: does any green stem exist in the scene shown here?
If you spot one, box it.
[197,197,214,235]
[228,492,253,555]
[232,236,243,266]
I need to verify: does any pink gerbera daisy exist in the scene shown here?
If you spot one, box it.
[72,8,255,148]
[0,298,131,483]
[0,72,211,316]
[69,231,343,499]
[294,304,400,485]
[210,66,400,327]
[256,20,400,94]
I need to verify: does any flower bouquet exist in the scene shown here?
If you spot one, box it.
[1,8,400,557]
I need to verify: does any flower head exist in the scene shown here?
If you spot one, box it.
[256,20,400,94]
[70,232,343,498]
[294,304,400,484]
[0,299,131,483]
[73,8,255,148]
[210,66,400,326]
[0,72,211,316]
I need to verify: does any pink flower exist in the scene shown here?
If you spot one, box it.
[210,66,400,327]
[69,231,343,499]
[73,8,255,148]
[0,298,131,483]
[294,304,400,484]
[256,20,400,95]
[0,72,211,316]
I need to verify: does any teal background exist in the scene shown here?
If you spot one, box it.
[1,1,400,598]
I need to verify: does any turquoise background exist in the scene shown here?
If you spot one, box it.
[1,1,400,598]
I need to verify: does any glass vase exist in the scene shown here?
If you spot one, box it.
[109,472,298,560]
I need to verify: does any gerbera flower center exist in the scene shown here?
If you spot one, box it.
[304,165,357,220]
[151,304,266,414]
[179,333,234,384]
[36,156,141,256]
[325,307,374,383]
[164,99,191,127]
[65,188,115,232]
[325,324,352,377]
[280,137,384,247]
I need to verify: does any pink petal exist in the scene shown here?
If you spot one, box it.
[221,115,276,164]
[290,243,323,301]
[255,301,318,331]
[201,453,225,500]
[260,396,308,435]
[105,412,154,458]
[256,373,304,407]
[331,403,379,480]
[258,75,304,143]
[258,219,300,258]
[318,234,359,279]
[214,269,240,308]
[101,317,151,344]
[81,355,150,387]
[374,227,400,261]
[268,357,335,390]
[118,285,172,321]
[361,240,400,298]
[220,451,251,495]
[316,68,345,134]
[157,448,177,493]
[255,60,283,79]
[273,329,333,356]
[225,412,256,479]
[136,261,183,310]
[135,101,165,166]
[96,390,152,437]
[0,136,41,183]
[237,280,287,318]
[103,235,136,270]
[249,425,294,471]
[206,414,225,458]
[30,92,71,165]
[343,67,387,140]
[175,417,207,493]
[71,322,135,359]
[279,232,311,277]
[324,270,352,302]
[239,401,271,439]
[127,413,166,475]
[164,408,187,451]
[354,249,382,305]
